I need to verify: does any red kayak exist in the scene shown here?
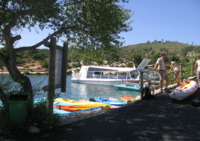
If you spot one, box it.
[54,105,103,112]
[121,96,135,102]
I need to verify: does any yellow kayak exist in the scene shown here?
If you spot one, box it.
[54,98,110,110]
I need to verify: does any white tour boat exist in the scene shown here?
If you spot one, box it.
[71,59,151,85]
[71,66,140,85]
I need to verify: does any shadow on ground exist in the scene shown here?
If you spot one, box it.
[26,89,200,141]
[2,89,200,141]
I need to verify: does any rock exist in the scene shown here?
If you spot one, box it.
[135,95,141,100]
[28,126,40,134]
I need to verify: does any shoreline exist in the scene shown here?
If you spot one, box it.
[0,71,72,75]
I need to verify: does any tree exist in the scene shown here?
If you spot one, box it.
[0,0,132,128]
[130,54,142,66]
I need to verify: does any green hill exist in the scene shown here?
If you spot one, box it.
[117,41,200,66]
[1,41,198,70]
[119,41,191,56]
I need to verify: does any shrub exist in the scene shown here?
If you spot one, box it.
[24,69,30,75]
[31,102,59,130]
[42,60,49,68]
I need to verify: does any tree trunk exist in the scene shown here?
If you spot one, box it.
[0,87,9,128]
[2,28,33,126]
[4,58,33,121]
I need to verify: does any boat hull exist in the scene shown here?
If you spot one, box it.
[169,80,198,101]
[54,105,103,112]
[90,97,128,106]
[121,96,136,101]
[54,106,103,116]
[71,78,139,86]
[114,84,140,91]
[54,98,110,110]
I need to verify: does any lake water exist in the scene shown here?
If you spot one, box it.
[0,75,140,101]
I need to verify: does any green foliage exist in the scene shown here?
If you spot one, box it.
[72,62,81,68]
[0,60,4,68]
[119,41,200,66]
[31,102,59,130]
[68,44,120,65]
[24,69,30,75]
[16,58,26,64]
[120,41,189,56]
[32,52,47,60]
[0,75,22,93]
[2,41,199,69]
[0,107,6,131]
[130,54,142,66]
[41,60,49,68]
[1,0,132,50]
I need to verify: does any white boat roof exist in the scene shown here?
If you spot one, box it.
[81,66,136,72]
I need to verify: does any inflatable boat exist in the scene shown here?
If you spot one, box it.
[169,80,198,101]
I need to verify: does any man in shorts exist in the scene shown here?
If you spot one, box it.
[153,53,170,93]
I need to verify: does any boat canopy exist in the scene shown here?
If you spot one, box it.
[84,66,136,72]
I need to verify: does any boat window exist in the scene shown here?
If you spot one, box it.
[87,71,101,79]
[109,72,117,79]
[87,71,93,78]
[93,72,101,78]
[130,71,139,79]
[118,72,127,79]
[88,67,116,72]
[101,72,109,79]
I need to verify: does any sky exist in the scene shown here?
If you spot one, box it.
[120,0,200,46]
[17,0,200,48]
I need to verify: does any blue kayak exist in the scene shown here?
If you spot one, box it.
[114,84,140,91]
[90,97,128,106]
[54,106,103,116]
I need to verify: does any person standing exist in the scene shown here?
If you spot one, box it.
[170,57,180,86]
[153,53,170,93]
[194,55,200,86]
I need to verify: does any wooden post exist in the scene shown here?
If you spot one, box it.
[139,71,144,100]
[61,42,68,92]
[192,62,195,76]
[47,37,56,116]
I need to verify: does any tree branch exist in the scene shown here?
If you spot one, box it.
[0,0,9,10]
[11,35,21,44]
[4,1,58,29]
[0,52,4,59]
[15,25,76,52]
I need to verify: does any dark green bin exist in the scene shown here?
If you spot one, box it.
[8,94,28,126]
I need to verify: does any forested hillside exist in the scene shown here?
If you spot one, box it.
[118,41,199,65]
[120,41,189,56]
[0,41,199,70]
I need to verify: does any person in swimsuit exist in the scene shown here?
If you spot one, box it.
[153,53,170,93]
[170,57,180,86]
[194,55,200,86]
